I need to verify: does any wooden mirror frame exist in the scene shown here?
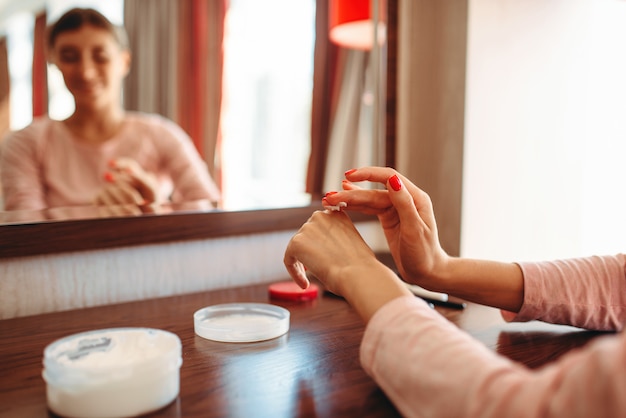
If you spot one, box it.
[0,0,397,259]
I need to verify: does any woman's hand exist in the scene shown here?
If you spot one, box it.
[284,209,412,322]
[322,167,524,312]
[107,157,160,203]
[284,210,377,293]
[93,158,162,216]
[322,167,450,287]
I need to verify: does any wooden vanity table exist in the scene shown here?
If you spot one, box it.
[0,280,604,418]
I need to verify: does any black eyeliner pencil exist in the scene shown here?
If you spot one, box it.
[419,297,466,310]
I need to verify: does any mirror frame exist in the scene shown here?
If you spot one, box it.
[0,0,397,260]
[0,203,320,258]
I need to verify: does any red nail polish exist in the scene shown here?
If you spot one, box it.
[389,175,402,191]
[344,168,357,176]
[104,172,115,182]
[324,191,338,198]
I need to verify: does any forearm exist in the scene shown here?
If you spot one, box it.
[427,257,524,313]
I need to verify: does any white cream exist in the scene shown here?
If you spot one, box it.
[324,201,347,212]
[43,328,182,418]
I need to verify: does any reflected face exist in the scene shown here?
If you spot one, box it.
[49,25,130,111]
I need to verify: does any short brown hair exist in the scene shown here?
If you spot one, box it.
[47,8,129,50]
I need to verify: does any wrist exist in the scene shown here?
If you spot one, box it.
[337,260,413,323]
[418,252,455,292]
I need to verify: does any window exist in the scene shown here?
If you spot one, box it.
[220,0,315,210]
[5,13,34,131]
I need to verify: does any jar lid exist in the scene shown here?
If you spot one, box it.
[43,328,181,373]
[268,281,319,301]
[194,303,290,343]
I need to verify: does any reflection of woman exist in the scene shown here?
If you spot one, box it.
[285,166,626,417]
[0,8,220,216]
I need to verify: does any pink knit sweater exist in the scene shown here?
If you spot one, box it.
[361,254,626,417]
[0,113,220,211]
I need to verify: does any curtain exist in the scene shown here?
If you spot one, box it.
[0,37,6,207]
[32,12,48,117]
[123,0,226,184]
[124,1,180,120]
[307,0,336,197]
[0,37,9,139]
[177,0,226,182]
[384,0,397,168]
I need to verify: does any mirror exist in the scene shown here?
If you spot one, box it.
[0,0,396,258]
[0,0,316,220]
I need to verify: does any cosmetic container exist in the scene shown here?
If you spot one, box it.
[42,327,182,418]
[194,303,290,343]
[268,281,319,302]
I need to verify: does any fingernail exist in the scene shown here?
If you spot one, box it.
[104,172,115,182]
[345,168,357,176]
[324,191,338,198]
[389,174,402,191]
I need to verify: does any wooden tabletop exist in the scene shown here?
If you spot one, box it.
[0,280,604,418]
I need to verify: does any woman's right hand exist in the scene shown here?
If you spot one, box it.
[93,180,146,217]
[93,158,162,216]
[323,167,451,287]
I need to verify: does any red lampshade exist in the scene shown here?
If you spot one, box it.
[329,0,386,51]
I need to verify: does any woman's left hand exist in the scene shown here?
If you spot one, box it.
[284,210,375,293]
[284,209,412,322]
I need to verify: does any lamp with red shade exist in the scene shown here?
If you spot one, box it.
[329,0,386,51]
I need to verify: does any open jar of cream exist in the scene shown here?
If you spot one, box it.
[42,327,182,418]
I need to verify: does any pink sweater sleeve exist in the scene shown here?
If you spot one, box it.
[504,254,626,331]
[0,121,48,211]
[361,296,626,417]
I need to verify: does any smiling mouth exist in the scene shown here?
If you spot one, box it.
[73,84,103,96]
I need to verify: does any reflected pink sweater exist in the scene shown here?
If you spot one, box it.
[0,113,220,211]
[361,255,626,417]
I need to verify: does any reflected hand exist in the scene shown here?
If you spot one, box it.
[107,157,160,204]
[93,181,145,217]
[93,157,162,216]
[322,166,450,286]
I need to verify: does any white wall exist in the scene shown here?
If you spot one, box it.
[462,0,626,261]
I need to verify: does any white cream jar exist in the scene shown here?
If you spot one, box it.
[42,327,182,418]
